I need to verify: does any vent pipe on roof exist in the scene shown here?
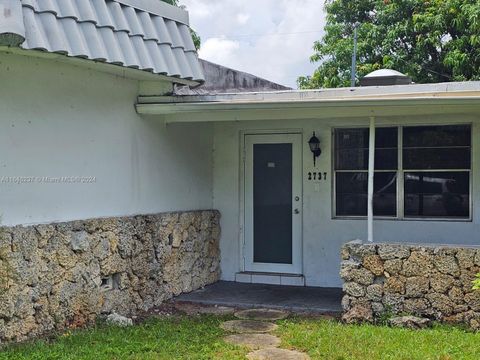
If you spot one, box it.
[360,69,412,86]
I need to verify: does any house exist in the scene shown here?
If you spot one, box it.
[139,78,480,289]
[1,0,480,341]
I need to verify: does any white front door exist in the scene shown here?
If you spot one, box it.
[244,133,303,274]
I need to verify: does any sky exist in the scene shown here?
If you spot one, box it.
[180,0,326,89]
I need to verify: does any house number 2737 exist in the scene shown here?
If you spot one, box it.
[308,172,327,181]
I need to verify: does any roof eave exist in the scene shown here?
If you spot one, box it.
[1,47,201,86]
[135,95,480,123]
[137,96,480,114]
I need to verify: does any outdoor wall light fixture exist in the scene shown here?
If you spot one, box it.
[308,132,321,167]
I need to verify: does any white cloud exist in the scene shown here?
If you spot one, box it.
[236,13,250,25]
[181,0,325,88]
[200,37,240,65]
[183,1,211,19]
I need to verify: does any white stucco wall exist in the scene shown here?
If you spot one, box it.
[214,114,480,288]
[3,51,479,288]
[0,52,213,226]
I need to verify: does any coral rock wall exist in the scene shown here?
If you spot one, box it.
[0,210,221,342]
[341,241,480,329]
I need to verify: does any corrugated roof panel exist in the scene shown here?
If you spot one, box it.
[151,16,172,45]
[159,43,181,77]
[114,30,140,67]
[130,35,154,71]
[123,6,144,36]
[12,0,205,83]
[145,40,168,75]
[164,19,183,48]
[73,0,98,24]
[55,1,78,19]
[21,0,36,9]
[37,12,67,53]
[91,1,116,29]
[22,6,50,51]
[137,11,158,41]
[178,24,196,52]
[172,47,193,80]
[59,17,89,57]
[78,21,107,61]
[185,52,204,82]
[98,27,124,64]
[36,0,60,15]
[106,1,130,32]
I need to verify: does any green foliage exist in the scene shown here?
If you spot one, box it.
[190,29,202,51]
[299,0,480,89]
[376,304,395,326]
[473,273,480,290]
[161,0,201,50]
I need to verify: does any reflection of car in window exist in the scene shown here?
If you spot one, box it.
[404,173,467,217]
[334,124,471,219]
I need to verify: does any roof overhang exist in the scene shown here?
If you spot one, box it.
[1,47,200,86]
[136,81,480,123]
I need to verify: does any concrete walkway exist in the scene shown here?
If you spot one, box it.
[222,308,310,359]
[176,281,342,314]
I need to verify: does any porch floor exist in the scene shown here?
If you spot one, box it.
[175,281,343,314]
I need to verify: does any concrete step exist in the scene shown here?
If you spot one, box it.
[235,272,305,286]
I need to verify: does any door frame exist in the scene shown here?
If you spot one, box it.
[239,130,304,275]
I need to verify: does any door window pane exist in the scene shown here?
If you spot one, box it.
[404,172,470,218]
[403,125,471,169]
[253,144,293,264]
[336,172,397,217]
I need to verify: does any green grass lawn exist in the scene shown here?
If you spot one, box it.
[1,315,479,360]
[280,318,480,360]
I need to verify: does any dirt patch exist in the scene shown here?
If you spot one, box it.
[174,302,235,315]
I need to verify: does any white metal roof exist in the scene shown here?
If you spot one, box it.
[139,81,480,104]
[0,0,204,83]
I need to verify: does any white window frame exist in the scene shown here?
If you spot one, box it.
[332,124,473,222]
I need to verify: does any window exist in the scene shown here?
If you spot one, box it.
[334,125,471,220]
[335,128,398,217]
[403,125,471,218]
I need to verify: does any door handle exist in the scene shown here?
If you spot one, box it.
[294,209,300,214]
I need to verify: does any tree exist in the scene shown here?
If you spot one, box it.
[161,0,201,50]
[298,0,480,89]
